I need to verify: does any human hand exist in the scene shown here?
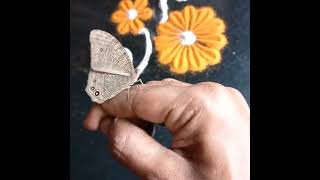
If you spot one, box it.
[84,78,250,180]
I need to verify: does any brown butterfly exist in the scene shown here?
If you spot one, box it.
[85,30,139,104]
[85,29,155,136]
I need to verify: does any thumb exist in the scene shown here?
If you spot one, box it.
[99,117,190,179]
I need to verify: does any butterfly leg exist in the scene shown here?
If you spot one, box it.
[138,79,144,84]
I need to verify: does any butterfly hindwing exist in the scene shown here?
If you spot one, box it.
[85,70,137,104]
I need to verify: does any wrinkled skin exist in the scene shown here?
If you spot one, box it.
[84,78,250,180]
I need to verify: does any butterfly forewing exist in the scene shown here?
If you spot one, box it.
[90,29,136,76]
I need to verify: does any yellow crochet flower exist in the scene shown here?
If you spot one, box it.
[155,5,227,74]
[111,0,153,35]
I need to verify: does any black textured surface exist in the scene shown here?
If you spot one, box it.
[70,0,249,179]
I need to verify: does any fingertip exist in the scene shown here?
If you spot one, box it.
[83,104,105,131]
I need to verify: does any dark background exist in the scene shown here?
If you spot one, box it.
[70,0,250,179]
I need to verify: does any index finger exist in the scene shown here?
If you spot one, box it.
[101,84,188,124]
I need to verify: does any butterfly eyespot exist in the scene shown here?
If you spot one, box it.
[100,48,103,52]
[91,87,95,90]
[95,91,100,96]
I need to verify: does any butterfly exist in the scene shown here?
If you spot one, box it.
[85,29,155,136]
[85,29,139,104]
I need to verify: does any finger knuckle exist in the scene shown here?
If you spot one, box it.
[162,78,176,82]
[130,85,145,111]
[110,131,130,157]
[146,80,160,85]
[196,82,225,91]
[227,87,241,95]
[183,82,228,113]
[195,82,227,96]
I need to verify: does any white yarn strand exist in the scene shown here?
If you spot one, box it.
[159,0,168,23]
[136,28,152,76]
[159,0,188,24]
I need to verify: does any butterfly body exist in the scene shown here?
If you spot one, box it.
[86,30,138,104]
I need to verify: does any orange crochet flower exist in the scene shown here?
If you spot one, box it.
[111,0,153,35]
[155,5,227,74]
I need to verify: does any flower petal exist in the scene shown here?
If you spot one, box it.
[171,46,188,73]
[111,10,127,23]
[192,44,215,65]
[158,42,181,64]
[138,7,153,20]
[119,0,133,11]
[117,21,130,35]
[129,19,144,35]
[195,43,221,65]
[155,35,178,51]
[195,18,226,35]
[189,45,208,71]
[212,18,226,33]
[157,23,181,36]
[182,5,197,30]
[197,34,227,50]
[133,0,148,11]
[168,11,186,31]
[192,7,216,31]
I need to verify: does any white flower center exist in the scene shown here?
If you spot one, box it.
[127,9,138,20]
[180,31,197,45]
